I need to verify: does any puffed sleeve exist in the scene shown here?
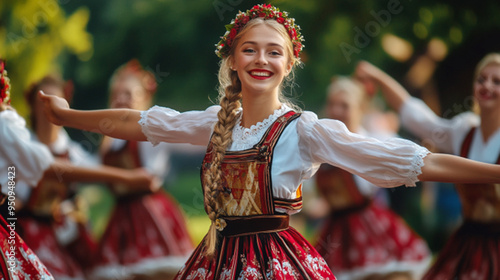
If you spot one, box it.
[297,111,430,188]
[400,97,479,154]
[0,110,54,193]
[139,105,220,146]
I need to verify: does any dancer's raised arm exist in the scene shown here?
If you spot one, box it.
[38,90,146,141]
[355,60,411,112]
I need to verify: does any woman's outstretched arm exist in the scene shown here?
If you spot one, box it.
[46,160,161,193]
[38,90,146,141]
[419,153,500,184]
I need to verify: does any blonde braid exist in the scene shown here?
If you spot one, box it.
[202,18,301,257]
[204,68,241,257]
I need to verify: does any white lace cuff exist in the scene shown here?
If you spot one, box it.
[139,106,162,146]
[404,147,431,187]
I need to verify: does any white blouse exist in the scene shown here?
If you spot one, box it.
[139,105,429,203]
[14,129,101,203]
[401,97,500,163]
[351,128,393,197]
[49,129,99,167]
[0,110,54,194]
[108,137,205,184]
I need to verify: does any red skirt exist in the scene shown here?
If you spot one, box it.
[53,214,98,272]
[175,227,336,279]
[0,216,54,280]
[315,202,431,280]
[17,215,86,279]
[423,221,500,280]
[91,191,193,279]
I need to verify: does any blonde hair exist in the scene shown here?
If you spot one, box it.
[474,53,500,80]
[203,17,300,257]
[218,18,301,108]
[108,59,157,96]
[327,76,369,111]
[472,53,500,114]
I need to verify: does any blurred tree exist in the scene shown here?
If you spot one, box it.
[277,0,500,113]
[60,0,267,113]
[3,0,499,124]
[3,0,500,115]
[0,0,93,117]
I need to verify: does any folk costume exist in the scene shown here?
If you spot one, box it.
[15,129,97,280]
[0,109,55,280]
[400,98,500,280]
[90,138,194,279]
[314,158,431,280]
[138,103,430,279]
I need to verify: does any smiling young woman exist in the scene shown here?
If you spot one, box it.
[355,54,500,280]
[230,20,295,129]
[38,5,500,279]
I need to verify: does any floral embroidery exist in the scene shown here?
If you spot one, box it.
[219,265,232,280]
[186,267,212,280]
[301,254,331,278]
[237,266,263,280]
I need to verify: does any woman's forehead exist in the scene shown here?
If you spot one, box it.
[238,24,286,48]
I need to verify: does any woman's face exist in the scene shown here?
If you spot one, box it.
[326,90,362,131]
[232,24,293,98]
[474,64,500,113]
[109,76,150,110]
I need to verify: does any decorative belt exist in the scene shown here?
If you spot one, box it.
[216,214,289,237]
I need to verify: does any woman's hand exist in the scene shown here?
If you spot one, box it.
[354,60,382,81]
[354,60,410,111]
[38,90,70,126]
[124,168,162,193]
[38,90,146,141]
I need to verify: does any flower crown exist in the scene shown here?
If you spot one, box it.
[113,59,157,94]
[0,60,11,106]
[215,4,304,60]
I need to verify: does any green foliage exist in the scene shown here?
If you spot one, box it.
[3,0,500,116]
[0,0,92,116]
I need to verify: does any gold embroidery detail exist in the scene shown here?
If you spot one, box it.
[215,218,227,231]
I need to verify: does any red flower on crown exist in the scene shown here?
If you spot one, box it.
[0,60,11,106]
[215,4,304,61]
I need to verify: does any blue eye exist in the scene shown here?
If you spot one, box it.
[243,49,255,53]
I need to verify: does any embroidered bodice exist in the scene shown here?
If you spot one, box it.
[458,127,500,222]
[139,103,429,214]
